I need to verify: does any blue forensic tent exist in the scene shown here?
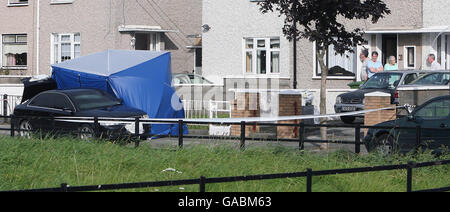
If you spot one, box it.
[51,50,187,136]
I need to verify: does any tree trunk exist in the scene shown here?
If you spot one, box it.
[317,48,328,150]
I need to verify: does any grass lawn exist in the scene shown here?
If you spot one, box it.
[0,136,449,192]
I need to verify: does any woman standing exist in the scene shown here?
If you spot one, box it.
[384,56,398,71]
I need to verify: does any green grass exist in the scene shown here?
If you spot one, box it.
[0,136,449,192]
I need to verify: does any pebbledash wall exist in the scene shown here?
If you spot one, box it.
[202,0,450,114]
[0,0,202,79]
[202,0,291,86]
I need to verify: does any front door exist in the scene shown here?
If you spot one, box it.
[135,33,160,51]
[382,34,398,66]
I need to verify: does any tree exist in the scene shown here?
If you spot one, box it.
[258,0,390,146]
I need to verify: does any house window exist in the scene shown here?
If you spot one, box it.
[315,42,357,78]
[1,34,27,68]
[404,46,416,69]
[50,0,74,4]
[244,37,280,75]
[8,0,28,6]
[51,33,81,64]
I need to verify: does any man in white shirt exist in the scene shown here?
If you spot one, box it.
[360,49,370,81]
[427,54,442,70]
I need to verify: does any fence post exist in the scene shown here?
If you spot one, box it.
[3,94,7,123]
[135,117,140,148]
[407,161,414,192]
[355,124,361,154]
[178,120,184,148]
[415,126,421,151]
[61,183,68,192]
[10,115,15,137]
[199,176,206,192]
[93,117,99,139]
[240,121,246,150]
[299,122,305,150]
[306,168,313,192]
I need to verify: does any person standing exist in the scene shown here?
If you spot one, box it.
[367,51,384,79]
[427,54,442,70]
[384,56,398,71]
[360,49,370,81]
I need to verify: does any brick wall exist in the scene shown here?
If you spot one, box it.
[364,92,397,135]
[277,94,302,139]
[231,93,260,137]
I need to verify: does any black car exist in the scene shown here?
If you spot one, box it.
[13,77,149,141]
[335,71,425,124]
[364,95,450,155]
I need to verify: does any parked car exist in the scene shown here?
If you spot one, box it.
[334,70,426,124]
[364,95,450,155]
[172,73,213,85]
[400,71,450,87]
[13,77,150,141]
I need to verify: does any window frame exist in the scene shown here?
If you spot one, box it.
[8,0,28,7]
[404,45,417,70]
[51,33,81,64]
[414,98,450,120]
[242,37,281,76]
[312,41,357,80]
[1,34,28,69]
[28,92,76,112]
[50,0,74,5]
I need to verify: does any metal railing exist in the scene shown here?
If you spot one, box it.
[1,115,449,192]
[5,159,449,192]
[4,115,450,153]
[1,94,22,117]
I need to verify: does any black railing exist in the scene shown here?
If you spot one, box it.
[1,114,449,192]
[3,114,450,154]
[4,160,449,192]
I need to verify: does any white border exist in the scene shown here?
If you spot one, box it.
[242,37,281,77]
[312,41,357,80]
[404,45,417,69]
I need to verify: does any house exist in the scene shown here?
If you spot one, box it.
[202,0,450,113]
[0,0,202,95]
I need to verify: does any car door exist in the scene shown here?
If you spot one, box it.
[410,98,450,151]
[27,93,75,134]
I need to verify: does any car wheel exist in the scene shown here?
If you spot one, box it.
[374,134,395,155]
[19,119,32,139]
[341,116,356,124]
[78,125,95,141]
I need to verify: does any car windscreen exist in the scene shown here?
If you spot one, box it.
[70,90,122,111]
[411,73,450,85]
[361,73,403,89]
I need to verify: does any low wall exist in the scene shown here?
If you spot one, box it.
[398,85,450,106]
[364,92,397,136]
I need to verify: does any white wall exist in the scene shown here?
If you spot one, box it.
[202,0,290,85]
[0,84,24,96]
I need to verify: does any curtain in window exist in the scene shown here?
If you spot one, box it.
[6,54,16,66]
[328,44,356,75]
[3,44,27,66]
[271,52,280,73]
